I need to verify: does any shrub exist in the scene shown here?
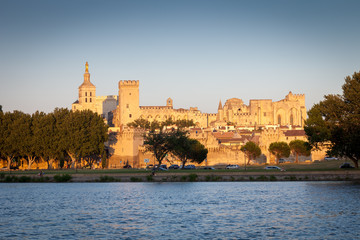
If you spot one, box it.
[19,176,32,182]
[53,174,72,182]
[99,176,115,182]
[256,175,268,181]
[269,175,277,181]
[188,174,198,182]
[146,175,153,182]
[130,177,141,182]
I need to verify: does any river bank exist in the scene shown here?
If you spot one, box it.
[1,170,360,182]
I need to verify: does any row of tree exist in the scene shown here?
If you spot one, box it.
[0,108,108,169]
[128,118,196,131]
[241,140,311,165]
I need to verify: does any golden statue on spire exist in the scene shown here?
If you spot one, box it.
[85,62,89,73]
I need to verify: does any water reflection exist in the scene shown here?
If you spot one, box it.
[0,182,359,239]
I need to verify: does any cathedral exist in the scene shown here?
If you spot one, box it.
[72,62,314,167]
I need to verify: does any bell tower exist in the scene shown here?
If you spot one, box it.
[78,62,96,105]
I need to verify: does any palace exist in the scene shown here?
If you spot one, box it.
[73,62,306,129]
[72,63,323,168]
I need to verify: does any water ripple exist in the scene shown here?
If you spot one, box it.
[0,182,359,239]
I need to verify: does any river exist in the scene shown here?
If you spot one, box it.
[0,182,359,239]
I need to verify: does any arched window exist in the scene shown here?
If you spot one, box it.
[290,114,294,125]
[278,115,281,125]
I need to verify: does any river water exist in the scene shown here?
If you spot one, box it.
[0,182,359,239]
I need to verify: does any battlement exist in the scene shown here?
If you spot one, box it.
[140,106,172,110]
[285,91,305,101]
[119,80,139,87]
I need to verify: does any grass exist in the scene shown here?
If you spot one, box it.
[2,160,358,177]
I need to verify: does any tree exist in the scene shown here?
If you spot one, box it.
[0,111,27,169]
[289,140,311,163]
[63,110,108,169]
[268,142,290,165]
[304,71,360,168]
[240,141,261,165]
[168,129,208,168]
[143,130,172,168]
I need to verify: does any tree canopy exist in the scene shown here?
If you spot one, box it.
[268,142,290,165]
[240,141,261,164]
[168,130,208,168]
[143,129,208,169]
[304,71,360,168]
[0,108,108,169]
[128,118,195,131]
[289,140,311,163]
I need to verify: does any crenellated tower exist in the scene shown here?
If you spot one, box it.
[115,80,140,127]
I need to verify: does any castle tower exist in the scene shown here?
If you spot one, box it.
[116,80,140,127]
[78,62,96,105]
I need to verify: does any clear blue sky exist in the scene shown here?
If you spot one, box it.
[1,0,359,114]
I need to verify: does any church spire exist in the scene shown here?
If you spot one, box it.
[218,100,223,110]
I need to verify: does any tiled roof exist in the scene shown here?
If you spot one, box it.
[284,130,306,137]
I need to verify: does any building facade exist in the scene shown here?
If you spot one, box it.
[72,63,317,168]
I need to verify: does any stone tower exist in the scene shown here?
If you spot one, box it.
[115,80,140,127]
[78,62,96,105]
[217,100,224,121]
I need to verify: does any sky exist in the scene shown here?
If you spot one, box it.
[1,0,359,114]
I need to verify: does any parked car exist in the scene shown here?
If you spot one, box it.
[278,158,286,163]
[168,164,180,169]
[226,164,240,169]
[160,164,167,169]
[325,157,338,161]
[264,166,282,170]
[340,163,354,168]
[183,165,196,170]
[203,166,215,170]
[152,166,168,171]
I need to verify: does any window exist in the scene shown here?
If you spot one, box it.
[85,98,87,103]
[126,104,129,108]
[90,92,92,96]
[85,92,87,96]
[90,98,92,103]
[129,114,132,118]
[129,93,131,95]
[264,112,266,117]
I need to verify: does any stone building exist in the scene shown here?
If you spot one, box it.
[72,62,118,125]
[72,62,317,168]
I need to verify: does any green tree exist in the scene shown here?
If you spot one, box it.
[289,140,311,163]
[0,111,26,169]
[168,130,208,168]
[63,110,108,169]
[143,130,173,168]
[18,113,38,170]
[305,71,360,168]
[241,141,262,165]
[268,142,290,165]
